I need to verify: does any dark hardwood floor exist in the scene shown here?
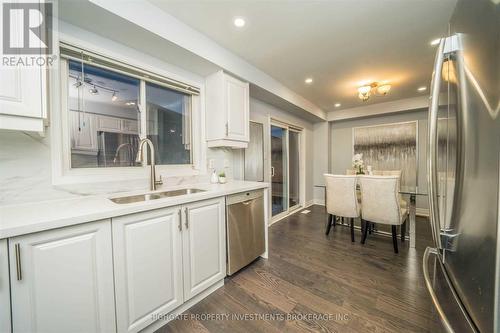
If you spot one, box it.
[158,205,439,333]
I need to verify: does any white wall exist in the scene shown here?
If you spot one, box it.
[249,98,315,207]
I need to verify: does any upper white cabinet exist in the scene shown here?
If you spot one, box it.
[0,239,11,333]
[0,65,47,132]
[206,71,249,148]
[70,111,98,154]
[182,198,226,301]
[9,220,116,333]
[112,207,184,333]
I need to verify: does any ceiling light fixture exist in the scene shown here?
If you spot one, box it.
[233,17,246,28]
[334,103,341,108]
[89,86,98,95]
[430,38,441,46]
[417,86,427,92]
[357,82,391,101]
[305,78,313,84]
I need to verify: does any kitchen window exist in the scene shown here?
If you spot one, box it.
[60,43,200,176]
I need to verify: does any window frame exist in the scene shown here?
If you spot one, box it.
[52,44,206,185]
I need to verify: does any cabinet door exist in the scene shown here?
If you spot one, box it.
[9,221,116,333]
[71,111,98,153]
[0,239,11,333]
[113,207,183,333]
[97,115,122,132]
[182,198,226,301]
[224,75,249,142]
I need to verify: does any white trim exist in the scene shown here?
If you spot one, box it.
[50,35,207,185]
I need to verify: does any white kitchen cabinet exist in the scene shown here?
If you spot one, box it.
[70,111,98,154]
[182,198,226,301]
[9,221,116,333]
[206,71,249,148]
[0,239,11,333]
[0,65,47,132]
[97,115,122,132]
[112,207,184,333]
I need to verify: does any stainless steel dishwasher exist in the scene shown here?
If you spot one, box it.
[226,190,265,275]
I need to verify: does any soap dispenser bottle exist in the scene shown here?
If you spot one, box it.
[210,170,218,184]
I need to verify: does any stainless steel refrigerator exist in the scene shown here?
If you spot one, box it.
[424,0,499,332]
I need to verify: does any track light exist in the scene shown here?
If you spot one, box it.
[111,91,118,102]
[89,86,98,95]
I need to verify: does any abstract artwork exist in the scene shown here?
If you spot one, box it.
[353,121,417,187]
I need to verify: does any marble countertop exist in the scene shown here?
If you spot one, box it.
[0,181,269,239]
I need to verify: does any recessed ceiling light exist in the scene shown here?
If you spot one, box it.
[418,86,427,92]
[334,103,341,108]
[233,17,246,28]
[430,38,441,46]
[305,78,313,84]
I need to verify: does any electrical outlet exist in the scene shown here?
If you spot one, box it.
[208,159,215,169]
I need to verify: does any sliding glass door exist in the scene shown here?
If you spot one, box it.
[271,125,288,216]
[288,130,300,210]
[271,123,301,218]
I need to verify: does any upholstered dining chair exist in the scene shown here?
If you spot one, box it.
[358,175,408,253]
[323,174,360,242]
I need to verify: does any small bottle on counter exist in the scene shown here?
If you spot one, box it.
[210,170,219,184]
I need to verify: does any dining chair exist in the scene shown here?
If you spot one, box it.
[323,174,360,242]
[358,175,408,253]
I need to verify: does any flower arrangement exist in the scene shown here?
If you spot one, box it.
[352,153,365,175]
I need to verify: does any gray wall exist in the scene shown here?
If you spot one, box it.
[329,109,429,210]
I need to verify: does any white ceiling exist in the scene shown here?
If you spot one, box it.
[150,0,457,112]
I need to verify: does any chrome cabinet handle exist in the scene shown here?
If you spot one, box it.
[178,209,182,231]
[15,243,22,281]
[271,167,275,177]
[423,247,454,333]
[184,208,189,229]
[427,38,446,250]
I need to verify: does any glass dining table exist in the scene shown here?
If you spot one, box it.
[314,184,428,248]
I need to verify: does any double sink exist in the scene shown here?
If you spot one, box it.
[110,188,205,204]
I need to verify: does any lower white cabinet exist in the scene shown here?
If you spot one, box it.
[182,198,226,301]
[112,197,226,333]
[0,239,11,333]
[9,220,116,333]
[112,207,184,333]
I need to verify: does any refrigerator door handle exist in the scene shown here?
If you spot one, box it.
[423,247,454,333]
[427,38,446,251]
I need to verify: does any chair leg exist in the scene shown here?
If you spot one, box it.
[333,215,336,228]
[401,220,406,242]
[391,225,399,253]
[350,218,355,242]
[325,214,333,235]
[361,220,369,244]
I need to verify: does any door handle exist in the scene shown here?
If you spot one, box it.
[427,38,446,251]
[178,209,182,231]
[271,167,275,177]
[15,243,22,281]
[422,247,454,333]
[184,207,189,229]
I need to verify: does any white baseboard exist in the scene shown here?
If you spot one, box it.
[312,198,325,206]
[416,208,429,217]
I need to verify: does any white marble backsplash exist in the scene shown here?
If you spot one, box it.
[0,129,243,206]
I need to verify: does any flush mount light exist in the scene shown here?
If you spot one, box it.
[334,103,341,108]
[305,78,313,84]
[417,86,427,92]
[376,84,391,96]
[233,17,246,28]
[430,38,441,46]
[357,82,391,101]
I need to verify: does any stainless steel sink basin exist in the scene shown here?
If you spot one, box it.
[110,188,206,204]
